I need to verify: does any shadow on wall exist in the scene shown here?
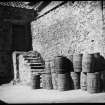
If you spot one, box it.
[0,51,14,85]
[94,53,105,72]
[54,55,74,73]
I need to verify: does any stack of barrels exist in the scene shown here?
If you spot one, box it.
[43,53,105,93]
[81,52,105,93]
[52,56,72,91]
[41,60,53,89]
[15,51,105,93]
[48,52,105,93]
[71,54,83,90]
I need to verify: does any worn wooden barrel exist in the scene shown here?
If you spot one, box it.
[82,53,95,73]
[101,70,105,92]
[94,53,105,72]
[45,60,51,74]
[54,56,72,74]
[51,73,58,90]
[31,73,40,89]
[73,54,83,72]
[50,59,56,73]
[70,72,80,89]
[87,72,101,93]
[58,73,71,91]
[41,74,46,89]
[80,72,87,91]
[44,73,53,90]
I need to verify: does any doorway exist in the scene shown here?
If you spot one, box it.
[11,23,32,51]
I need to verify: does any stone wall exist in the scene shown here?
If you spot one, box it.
[31,1,103,60]
[102,1,105,57]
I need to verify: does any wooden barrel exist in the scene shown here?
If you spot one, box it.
[45,60,51,74]
[82,53,95,73]
[50,59,56,73]
[58,73,71,91]
[101,70,105,92]
[54,56,72,74]
[80,72,87,91]
[41,74,46,89]
[44,73,53,90]
[31,73,40,89]
[51,73,58,90]
[94,53,105,72]
[87,72,101,93]
[73,54,83,72]
[70,72,80,89]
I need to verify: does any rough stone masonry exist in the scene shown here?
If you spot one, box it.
[31,1,103,60]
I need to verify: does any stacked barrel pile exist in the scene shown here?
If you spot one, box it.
[73,52,105,93]
[44,56,73,91]
[12,51,105,93]
[41,60,53,89]
[42,52,105,93]
[53,56,73,91]
[71,54,82,90]
[18,51,45,88]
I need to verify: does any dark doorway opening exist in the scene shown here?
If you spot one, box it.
[12,23,32,51]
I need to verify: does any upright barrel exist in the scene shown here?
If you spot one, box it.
[54,56,72,74]
[73,54,83,72]
[51,73,58,90]
[41,74,46,89]
[31,73,40,89]
[101,70,105,92]
[82,53,95,73]
[58,73,71,91]
[80,72,87,90]
[45,60,51,74]
[70,72,80,89]
[87,72,101,93]
[50,59,56,73]
[44,73,53,90]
